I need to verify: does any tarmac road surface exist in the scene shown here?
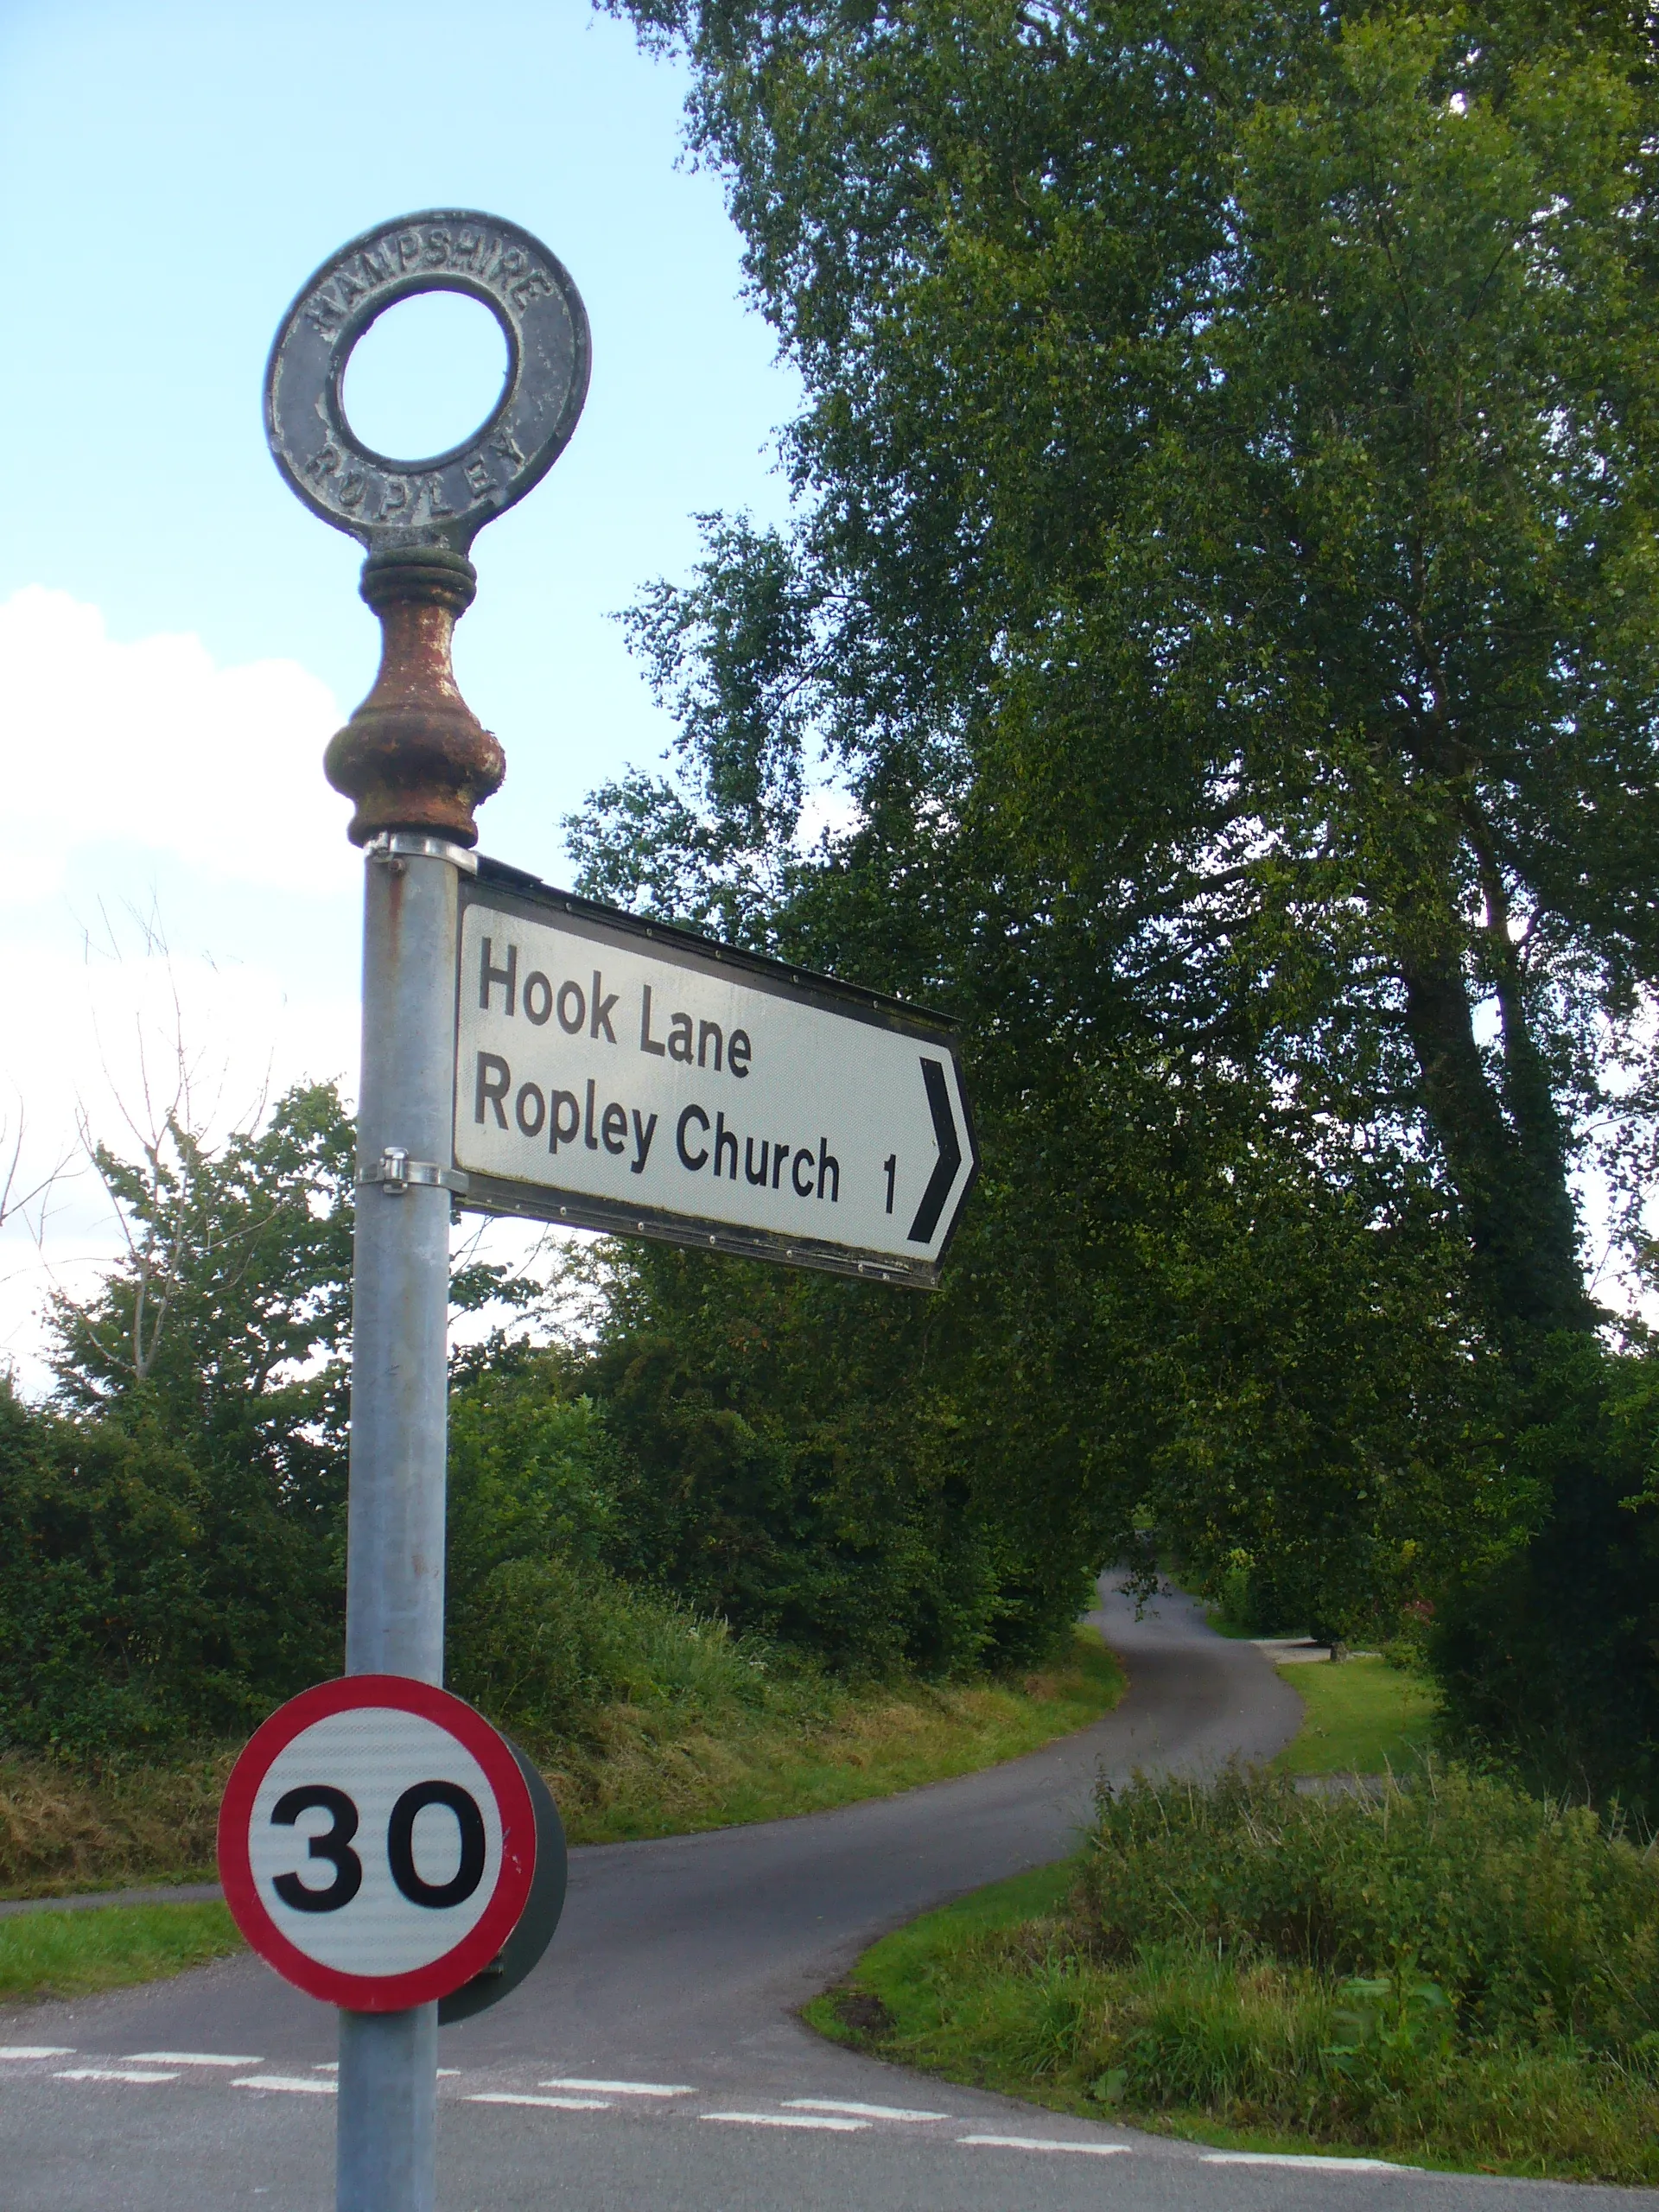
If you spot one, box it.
[0,1581,1647,2209]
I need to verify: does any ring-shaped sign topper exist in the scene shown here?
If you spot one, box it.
[219,1675,538,2012]
[264,209,590,555]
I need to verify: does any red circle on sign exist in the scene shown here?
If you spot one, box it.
[218,1675,537,2012]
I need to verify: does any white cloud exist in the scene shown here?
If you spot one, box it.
[0,590,369,1387]
[0,586,357,902]
[0,588,578,1394]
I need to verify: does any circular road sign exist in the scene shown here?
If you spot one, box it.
[219,1675,537,2012]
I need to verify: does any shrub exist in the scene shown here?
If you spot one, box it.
[442,1355,776,1751]
[837,1766,1659,2180]
[445,1552,771,1751]
[0,1382,340,1758]
[1077,1765,1659,2052]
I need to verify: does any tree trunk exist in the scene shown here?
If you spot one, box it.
[1398,944,1589,1338]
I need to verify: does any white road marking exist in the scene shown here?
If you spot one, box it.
[437,2069,461,2078]
[785,2098,946,2122]
[233,2074,338,2094]
[54,2069,178,2085]
[701,2112,870,2132]
[1201,2152,1414,2172]
[125,2051,263,2067]
[958,2135,1130,2156]
[539,2077,694,2097]
[0,2047,73,2060]
[312,2063,339,2072]
[468,2092,612,2112]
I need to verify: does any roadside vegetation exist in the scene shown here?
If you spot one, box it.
[0,1082,1120,1904]
[524,1624,1123,1845]
[809,1767,1659,2185]
[582,0,1659,1830]
[0,1627,1122,1899]
[0,1901,242,2005]
[5,5,1659,2096]
[1273,1657,1440,1780]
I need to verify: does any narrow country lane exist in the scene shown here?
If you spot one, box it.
[0,1584,1644,2209]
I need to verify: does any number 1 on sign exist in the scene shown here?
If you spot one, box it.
[883,1154,897,1214]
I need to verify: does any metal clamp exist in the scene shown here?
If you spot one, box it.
[359,1147,470,1197]
[364,831,480,874]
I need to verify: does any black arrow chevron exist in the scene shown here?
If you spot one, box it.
[907,1058,962,1243]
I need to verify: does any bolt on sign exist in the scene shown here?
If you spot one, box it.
[452,861,979,1287]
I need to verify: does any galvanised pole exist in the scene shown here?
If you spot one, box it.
[327,546,504,2212]
[335,849,462,2211]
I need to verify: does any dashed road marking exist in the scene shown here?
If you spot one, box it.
[468,2092,611,2112]
[126,2051,262,2067]
[539,2077,694,2097]
[0,2047,74,2061]
[958,2134,1130,2157]
[233,2074,337,2095]
[785,2098,945,2122]
[702,2111,869,2132]
[1201,2152,1414,2173]
[54,2069,178,2086]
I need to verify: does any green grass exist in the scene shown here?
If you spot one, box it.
[0,1903,243,2004]
[1272,1656,1439,1776]
[551,1627,1126,1843]
[806,1767,1659,2186]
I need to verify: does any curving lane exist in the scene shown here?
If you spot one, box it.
[0,1583,1644,2209]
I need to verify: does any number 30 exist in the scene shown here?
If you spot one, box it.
[271,1783,486,1912]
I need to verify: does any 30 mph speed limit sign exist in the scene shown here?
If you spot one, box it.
[219,1676,538,2012]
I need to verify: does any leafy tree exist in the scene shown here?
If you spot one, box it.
[1431,1336,1659,1815]
[17,1082,359,1742]
[586,1239,1100,1669]
[54,1079,354,1541]
[594,0,1659,1343]
[569,0,1659,1662]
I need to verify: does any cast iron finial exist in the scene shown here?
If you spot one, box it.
[265,210,590,845]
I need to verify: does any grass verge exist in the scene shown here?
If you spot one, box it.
[1,1629,1124,1893]
[1272,1656,1439,1777]
[0,1902,243,2005]
[806,1767,1659,2185]
[0,1754,232,1901]
[535,1627,1124,1843]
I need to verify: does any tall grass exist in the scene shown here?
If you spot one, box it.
[1,1569,1123,1889]
[818,1765,1659,2183]
[1079,1763,1659,2049]
[0,1752,230,1897]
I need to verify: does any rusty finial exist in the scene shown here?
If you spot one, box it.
[324,547,503,846]
[264,210,590,843]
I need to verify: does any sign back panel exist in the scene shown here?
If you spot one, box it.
[453,862,977,1287]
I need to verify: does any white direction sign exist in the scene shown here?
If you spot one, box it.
[451,866,978,1286]
[218,1676,537,2012]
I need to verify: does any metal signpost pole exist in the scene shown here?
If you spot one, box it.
[331,551,499,2212]
[263,213,591,2209]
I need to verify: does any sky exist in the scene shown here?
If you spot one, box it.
[0,0,803,1384]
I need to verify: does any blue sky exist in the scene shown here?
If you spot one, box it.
[0,0,801,1375]
[0,0,796,817]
